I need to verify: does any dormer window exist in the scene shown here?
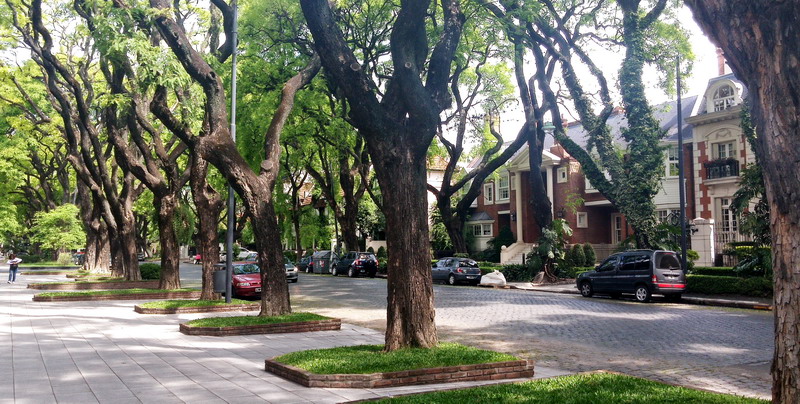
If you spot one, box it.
[712,84,737,112]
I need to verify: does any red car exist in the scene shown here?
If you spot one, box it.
[214,263,262,298]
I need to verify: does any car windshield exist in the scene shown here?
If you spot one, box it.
[655,252,681,270]
[233,264,259,275]
[458,259,479,268]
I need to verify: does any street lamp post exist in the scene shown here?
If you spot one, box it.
[676,56,688,271]
[224,0,239,303]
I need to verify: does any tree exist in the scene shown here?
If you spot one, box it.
[301,0,464,349]
[29,204,85,255]
[683,2,800,402]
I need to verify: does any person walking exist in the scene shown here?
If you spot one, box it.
[7,253,22,283]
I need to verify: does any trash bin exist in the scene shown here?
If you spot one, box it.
[312,251,338,274]
[213,269,228,293]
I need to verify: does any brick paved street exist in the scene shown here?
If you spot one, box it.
[290,273,773,400]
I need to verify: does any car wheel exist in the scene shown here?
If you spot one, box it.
[369,270,376,278]
[448,274,456,286]
[348,267,356,278]
[290,278,298,283]
[579,281,593,297]
[665,294,682,303]
[634,285,651,303]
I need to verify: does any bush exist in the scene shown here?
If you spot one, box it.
[569,245,585,269]
[139,263,162,280]
[453,252,470,259]
[690,266,738,277]
[284,251,297,262]
[582,243,596,266]
[563,266,595,279]
[731,245,772,278]
[499,264,534,282]
[57,253,73,266]
[367,247,375,253]
[377,246,387,261]
[687,274,772,297]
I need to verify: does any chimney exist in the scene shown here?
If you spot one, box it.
[716,48,726,76]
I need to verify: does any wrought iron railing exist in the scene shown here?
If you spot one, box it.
[705,159,740,180]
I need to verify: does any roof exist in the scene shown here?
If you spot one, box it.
[467,211,493,222]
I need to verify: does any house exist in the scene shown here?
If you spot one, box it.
[468,56,752,266]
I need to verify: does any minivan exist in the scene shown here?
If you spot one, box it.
[576,250,686,302]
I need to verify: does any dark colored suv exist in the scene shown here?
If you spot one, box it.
[576,250,686,302]
[333,252,378,278]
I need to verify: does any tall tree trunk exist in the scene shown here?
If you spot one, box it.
[190,154,223,300]
[443,209,469,254]
[249,201,291,316]
[78,182,110,274]
[155,194,181,289]
[684,2,800,402]
[375,142,437,350]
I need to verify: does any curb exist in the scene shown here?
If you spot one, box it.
[511,285,772,311]
[180,318,341,336]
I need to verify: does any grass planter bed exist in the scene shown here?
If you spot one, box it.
[28,280,160,290]
[135,299,260,314]
[21,270,80,276]
[265,343,533,389]
[33,289,200,302]
[369,371,768,403]
[179,313,340,336]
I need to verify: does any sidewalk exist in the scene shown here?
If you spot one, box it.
[506,281,773,311]
[1,272,568,404]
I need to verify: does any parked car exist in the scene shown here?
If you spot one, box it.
[576,250,686,303]
[432,257,482,285]
[241,253,299,283]
[215,259,299,297]
[333,251,378,278]
[298,255,314,273]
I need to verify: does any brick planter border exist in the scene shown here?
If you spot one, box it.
[29,280,160,290]
[179,318,341,336]
[135,303,260,314]
[264,359,534,388]
[33,291,201,302]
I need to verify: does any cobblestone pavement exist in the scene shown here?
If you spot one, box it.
[2,271,567,403]
[290,273,774,400]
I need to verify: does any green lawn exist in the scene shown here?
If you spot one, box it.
[20,262,80,267]
[274,343,518,375]
[184,312,328,328]
[37,288,196,297]
[138,299,253,309]
[373,372,769,404]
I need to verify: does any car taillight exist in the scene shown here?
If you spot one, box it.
[652,274,658,283]
[456,267,464,273]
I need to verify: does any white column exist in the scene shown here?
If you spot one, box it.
[547,166,554,219]
[691,218,715,267]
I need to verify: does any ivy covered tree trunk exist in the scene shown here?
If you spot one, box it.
[684,2,800,402]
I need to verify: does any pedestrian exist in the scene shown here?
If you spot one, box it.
[7,253,21,284]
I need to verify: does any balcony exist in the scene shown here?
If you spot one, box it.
[704,158,740,180]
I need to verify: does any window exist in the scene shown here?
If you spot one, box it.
[576,212,588,228]
[657,209,675,224]
[612,215,623,245]
[596,256,618,272]
[483,183,494,204]
[621,253,650,271]
[713,84,736,112]
[557,167,568,183]
[666,145,680,177]
[720,198,738,234]
[497,174,510,201]
[472,224,492,237]
[716,141,736,159]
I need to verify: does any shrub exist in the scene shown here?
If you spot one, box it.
[498,264,534,282]
[563,266,595,279]
[570,245,585,269]
[687,249,700,271]
[690,266,737,277]
[453,252,470,259]
[731,245,772,278]
[284,251,297,262]
[57,253,73,266]
[377,246,387,261]
[139,263,162,280]
[686,274,772,297]
[367,247,375,253]
[582,243,596,266]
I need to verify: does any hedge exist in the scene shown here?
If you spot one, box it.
[686,275,772,297]
[690,266,738,277]
[139,263,161,280]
